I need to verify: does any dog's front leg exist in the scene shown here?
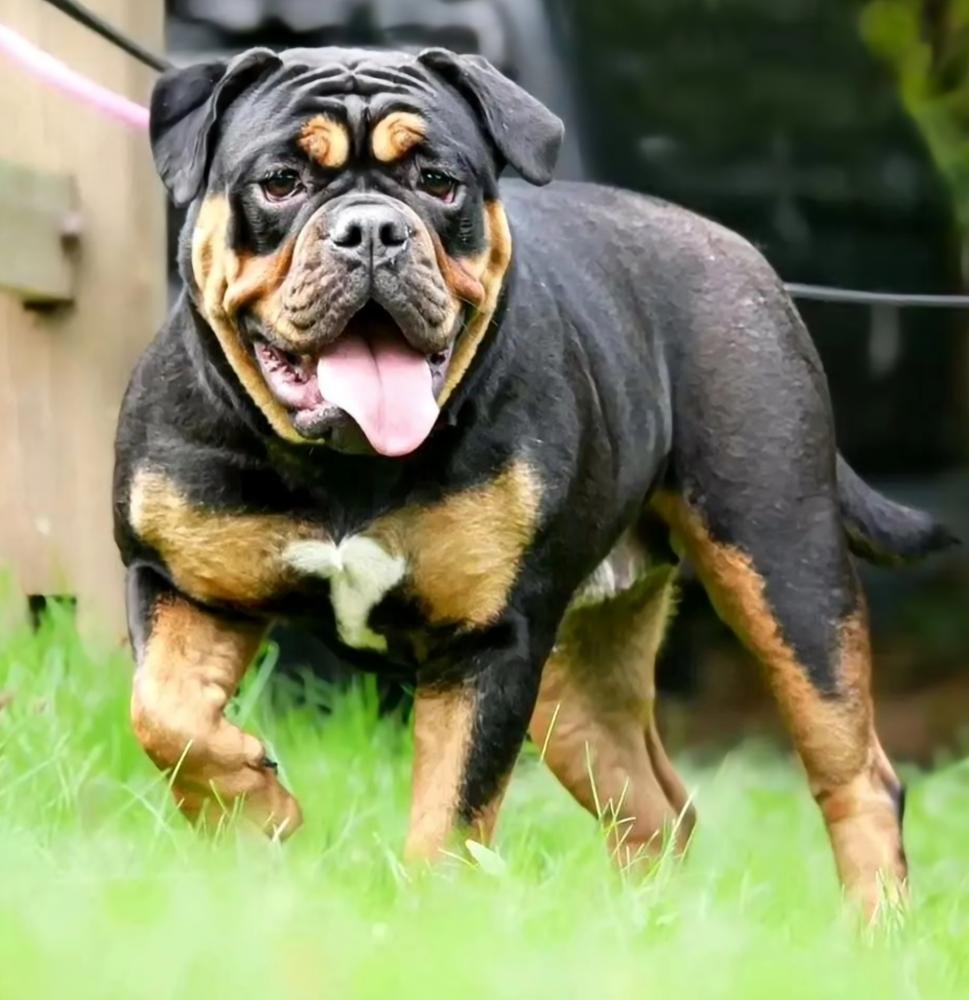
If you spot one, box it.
[405,617,543,862]
[126,565,303,838]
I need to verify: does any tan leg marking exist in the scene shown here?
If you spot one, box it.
[530,566,694,866]
[653,493,906,917]
[405,683,478,861]
[131,596,302,837]
[817,734,906,912]
[645,718,693,827]
[129,468,323,606]
[372,459,542,629]
[298,116,350,169]
[371,112,426,163]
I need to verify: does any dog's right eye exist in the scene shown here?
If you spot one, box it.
[260,169,304,202]
[418,169,459,203]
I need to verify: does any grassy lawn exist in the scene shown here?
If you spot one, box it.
[2,598,969,999]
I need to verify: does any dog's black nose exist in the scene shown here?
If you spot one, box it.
[328,203,409,261]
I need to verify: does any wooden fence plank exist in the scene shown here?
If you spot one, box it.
[0,0,165,637]
[0,158,78,303]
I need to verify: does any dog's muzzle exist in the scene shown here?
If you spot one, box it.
[244,194,458,457]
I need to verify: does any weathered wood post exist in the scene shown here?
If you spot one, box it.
[0,0,165,636]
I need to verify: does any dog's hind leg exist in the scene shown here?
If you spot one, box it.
[529,564,695,867]
[652,252,908,916]
[127,566,302,838]
[654,491,906,918]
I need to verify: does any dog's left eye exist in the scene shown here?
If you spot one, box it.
[260,169,304,202]
[418,169,459,204]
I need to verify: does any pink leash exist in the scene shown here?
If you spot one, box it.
[0,22,149,130]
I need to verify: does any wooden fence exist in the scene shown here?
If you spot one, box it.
[0,0,165,636]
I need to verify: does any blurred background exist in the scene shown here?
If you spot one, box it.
[1,0,967,762]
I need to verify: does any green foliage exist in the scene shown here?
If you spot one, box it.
[2,605,969,997]
[861,0,969,244]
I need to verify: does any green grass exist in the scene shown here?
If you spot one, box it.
[3,598,969,1000]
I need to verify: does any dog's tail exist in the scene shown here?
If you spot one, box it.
[837,454,958,566]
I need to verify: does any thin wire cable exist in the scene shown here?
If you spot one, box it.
[785,282,969,309]
[40,0,170,73]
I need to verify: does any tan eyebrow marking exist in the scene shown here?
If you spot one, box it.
[371,111,427,163]
[298,116,350,169]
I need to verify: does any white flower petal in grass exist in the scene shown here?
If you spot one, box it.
[465,839,508,877]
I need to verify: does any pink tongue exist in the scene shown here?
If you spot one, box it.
[316,328,439,457]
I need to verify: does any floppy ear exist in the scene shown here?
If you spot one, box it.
[418,49,564,186]
[149,48,280,207]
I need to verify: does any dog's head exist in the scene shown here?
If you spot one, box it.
[150,46,563,456]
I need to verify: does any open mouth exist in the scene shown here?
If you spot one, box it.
[251,303,452,457]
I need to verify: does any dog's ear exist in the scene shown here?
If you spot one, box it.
[418,49,564,186]
[150,48,280,207]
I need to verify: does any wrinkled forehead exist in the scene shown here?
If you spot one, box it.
[215,47,489,168]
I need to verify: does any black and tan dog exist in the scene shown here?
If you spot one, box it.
[114,45,954,916]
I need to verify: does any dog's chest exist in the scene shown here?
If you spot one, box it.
[281,535,405,650]
[130,462,541,650]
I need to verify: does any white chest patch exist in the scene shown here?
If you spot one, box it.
[283,536,406,651]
